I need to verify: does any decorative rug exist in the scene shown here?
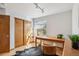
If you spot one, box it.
[14,47,58,56]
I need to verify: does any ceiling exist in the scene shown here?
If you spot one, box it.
[5,3,73,18]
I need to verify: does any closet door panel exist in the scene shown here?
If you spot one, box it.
[24,20,32,45]
[15,18,23,48]
[0,15,10,53]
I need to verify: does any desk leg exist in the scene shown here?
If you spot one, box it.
[40,40,42,46]
[35,39,37,47]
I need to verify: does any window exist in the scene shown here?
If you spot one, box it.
[33,20,47,36]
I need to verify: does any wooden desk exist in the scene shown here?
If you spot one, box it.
[35,36,64,42]
[35,36,65,47]
[34,36,65,55]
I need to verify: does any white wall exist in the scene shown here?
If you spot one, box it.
[47,11,72,37]
[0,8,6,15]
[72,4,79,34]
[10,15,15,49]
[34,11,72,38]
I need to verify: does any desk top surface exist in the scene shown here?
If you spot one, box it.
[35,36,65,43]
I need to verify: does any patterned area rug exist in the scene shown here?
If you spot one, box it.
[14,47,58,56]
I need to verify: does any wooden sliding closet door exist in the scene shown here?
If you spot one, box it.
[15,18,24,48]
[24,20,32,45]
[0,15,10,53]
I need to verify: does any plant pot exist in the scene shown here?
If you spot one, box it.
[72,42,78,49]
[76,41,79,48]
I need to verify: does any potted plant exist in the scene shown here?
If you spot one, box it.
[69,35,79,49]
[57,34,64,39]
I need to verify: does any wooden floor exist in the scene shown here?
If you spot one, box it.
[0,41,79,56]
[0,43,35,56]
